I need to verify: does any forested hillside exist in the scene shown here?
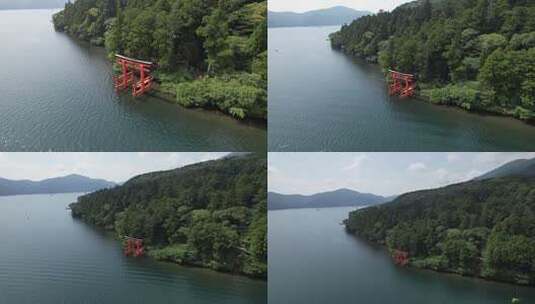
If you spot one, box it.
[330,0,535,121]
[345,176,535,285]
[475,158,535,180]
[70,154,267,278]
[52,0,267,120]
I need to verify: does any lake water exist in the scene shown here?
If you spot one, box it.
[268,26,535,151]
[268,207,535,304]
[0,193,266,303]
[0,9,266,152]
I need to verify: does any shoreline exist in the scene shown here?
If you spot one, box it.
[145,245,268,281]
[415,89,535,126]
[93,224,267,281]
[61,34,267,127]
[345,226,534,288]
[333,46,535,126]
[72,214,267,281]
[148,82,267,129]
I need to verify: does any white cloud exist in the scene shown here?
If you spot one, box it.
[268,165,279,173]
[473,152,502,165]
[268,152,535,197]
[470,152,535,175]
[464,170,483,181]
[0,153,227,183]
[447,153,461,163]
[407,162,426,172]
[432,167,478,186]
[434,168,449,180]
[342,154,368,171]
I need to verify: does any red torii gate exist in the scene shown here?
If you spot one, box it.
[123,237,144,257]
[388,70,416,98]
[392,250,409,266]
[112,54,155,97]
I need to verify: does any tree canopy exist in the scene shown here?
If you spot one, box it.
[53,0,267,120]
[345,176,535,285]
[70,154,267,278]
[330,0,535,121]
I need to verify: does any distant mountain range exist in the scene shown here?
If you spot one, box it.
[268,6,370,28]
[268,157,535,211]
[268,188,391,210]
[0,174,116,196]
[474,158,535,180]
[0,0,65,10]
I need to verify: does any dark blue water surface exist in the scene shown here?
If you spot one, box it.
[269,207,535,304]
[0,9,266,152]
[0,193,266,303]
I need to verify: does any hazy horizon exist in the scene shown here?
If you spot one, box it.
[0,152,228,183]
[268,0,414,13]
[269,152,535,197]
[0,0,65,10]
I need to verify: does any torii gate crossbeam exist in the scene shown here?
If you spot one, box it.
[112,54,155,97]
[388,69,416,98]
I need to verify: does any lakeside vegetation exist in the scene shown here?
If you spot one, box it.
[345,176,535,286]
[70,154,267,279]
[330,0,535,121]
[52,0,267,120]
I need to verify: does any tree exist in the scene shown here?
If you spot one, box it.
[71,155,267,278]
[329,0,535,119]
[197,7,231,74]
[347,176,535,284]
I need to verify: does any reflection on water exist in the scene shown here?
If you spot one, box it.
[268,26,535,151]
[0,9,266,152]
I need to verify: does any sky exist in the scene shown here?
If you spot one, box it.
[0,0,66,9]
[268,0,413,13]
[268,152,535,197]
[0,152,229,183]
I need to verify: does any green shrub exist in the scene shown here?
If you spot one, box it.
[514,107,535,121]
[149,244,196,264]
[412,256,449,271]
[423,82,482,110]
[176,73,267,119]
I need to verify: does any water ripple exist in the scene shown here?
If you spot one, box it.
[0,10,266,152]
[0,193,266,304]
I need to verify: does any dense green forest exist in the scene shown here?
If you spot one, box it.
[345,176,535,285]
[70,154,267,278]
[53,0,267,120]
[330,0,535,121]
